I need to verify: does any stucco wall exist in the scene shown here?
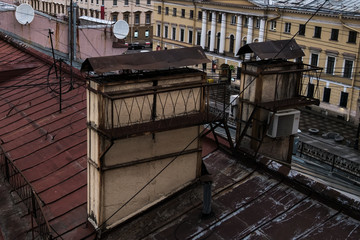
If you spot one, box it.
[0,10,126,60]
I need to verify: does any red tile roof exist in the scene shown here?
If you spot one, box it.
[0,35,95,239]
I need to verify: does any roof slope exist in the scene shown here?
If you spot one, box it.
[103,138,360,239]
[0,36,95,239]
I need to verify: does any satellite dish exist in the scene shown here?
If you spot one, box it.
[15,3,35,25]
[113,20,129,39]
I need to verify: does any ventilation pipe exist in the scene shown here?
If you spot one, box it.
[200,174,213,218]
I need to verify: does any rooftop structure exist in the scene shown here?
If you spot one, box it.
[0,26,360,240]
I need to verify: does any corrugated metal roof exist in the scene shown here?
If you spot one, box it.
[0,36,95,239]
[237,39,305,59]
[81,46,211,74]
[251,0,360,16]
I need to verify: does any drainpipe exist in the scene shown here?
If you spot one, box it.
[339,15,360,121]
[73,2,77,61]
[160,0,164,49]
[264,8,280,41]
[192,0,196,46]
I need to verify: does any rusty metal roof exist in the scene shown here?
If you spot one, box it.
[81,46,210,73]
[104,138,360,239]
[0,36,95,239]
[237,39,305,60]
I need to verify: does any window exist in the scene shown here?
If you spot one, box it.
[146,13,151,24]
[323,87,331,103]
[326,56,335,75]
[158,6,161,14]
[145,30,149,38]
[172,27,176,40]
[102,0,104,5]
[255,18,260,28]
[270,20,276,30]
[134,30,138,38]
[284,22,291,33]
[307,83,314,98]
[181,9,185,18]
[96,0,98,4]
[198,11,202,20]
[180,28,184,42]
[173,8,177,16]
[340,91,348,108]
[348,31,357,43]
[136,0,140,5]
[244,17,249,27]
[123,13,129,23]
[165,7,169,15]
[112,13,118,22]
[208,12,212,22]
[218,14,222,23]
[164,26,168,38]
[190,10,193,19]
[147,0,151,5]
[330,29,339,41]
[113,0,117,6]
[135,13,140,25]
[124,0,128,5]
[299,24,305,36]
[310,53,318,66]
[231,15,236,25]
[314,26,322,38]
[196,31,201,45]
[343,60,353,78]
[229,35,235,53]
[188,30,193,44]
[157,24,161,37]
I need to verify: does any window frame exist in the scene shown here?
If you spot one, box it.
[330,29,339,41]
[314,26,322,38]
[181,9,185,18]
[298,24,305,36]
[348,31,357,44]
[343,59,354,78]
[284,22,291,33]
[326,56,335,75]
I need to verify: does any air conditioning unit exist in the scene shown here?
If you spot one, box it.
[267,109,300,138]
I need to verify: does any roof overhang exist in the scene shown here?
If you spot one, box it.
[81,46,211,74]
[237,39,305,60]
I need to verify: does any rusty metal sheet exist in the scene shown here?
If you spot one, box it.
[0,36,94,239]
[237,39,305,60]
[81,46,211,73]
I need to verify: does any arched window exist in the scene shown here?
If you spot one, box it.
[229,35,235,53]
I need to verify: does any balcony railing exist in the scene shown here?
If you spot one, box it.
[92,82,228,139]
[0,147,52,239]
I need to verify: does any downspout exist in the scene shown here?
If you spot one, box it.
[160,0,164,48]
[192,0,196,46]
[340,15,360,121]
[264,7,280,41]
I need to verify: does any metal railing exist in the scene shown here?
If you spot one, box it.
[298,141,360,177]
[0,147,52,239]
[101,82,228,130]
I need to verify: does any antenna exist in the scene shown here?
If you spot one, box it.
[15,3,34,25]
[113,20,129,39]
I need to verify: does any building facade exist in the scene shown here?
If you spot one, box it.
[153,0,360,123]
[22,0,153,46]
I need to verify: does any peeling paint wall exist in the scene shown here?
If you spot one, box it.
[87,71,204,229]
